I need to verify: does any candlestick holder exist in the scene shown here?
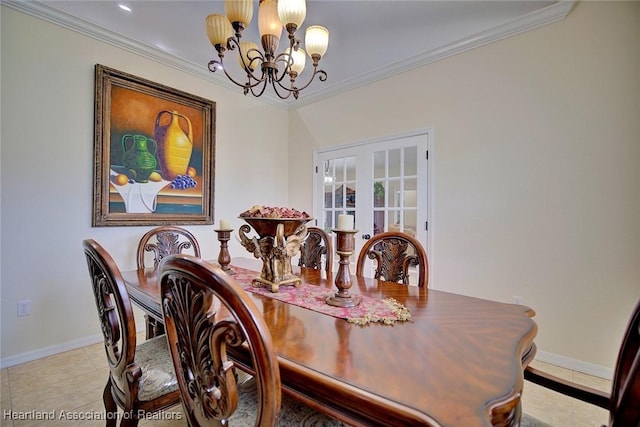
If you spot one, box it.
[326,229,361,307]
[214,229,235,275]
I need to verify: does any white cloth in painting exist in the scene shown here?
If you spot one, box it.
[110,170,168,213]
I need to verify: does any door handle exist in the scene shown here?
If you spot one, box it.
[362,234,371,240]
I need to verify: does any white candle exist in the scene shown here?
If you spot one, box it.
[219,219,231,230]
[337,214,354,231]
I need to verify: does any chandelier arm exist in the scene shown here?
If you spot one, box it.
[209,47,275,93]
[227,37,269,85]
[273,77,297,94]
[242,67,271,91]
[289,68,328,92]
[270,80,294,100]
[246,49,263,72]
[208,57,259,90]
[273,66,327,97]
[225,36,239,52]
[249,79,270,98]
[207,59,222,73]
[272,53,297,84]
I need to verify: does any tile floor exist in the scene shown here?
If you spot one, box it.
[0,341,611,427]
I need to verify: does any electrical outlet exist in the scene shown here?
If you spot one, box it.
[17,300,31,316]
[512,296,523,305]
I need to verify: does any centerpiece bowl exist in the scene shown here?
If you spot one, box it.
[241,217,311,237]
[238,215,312,292]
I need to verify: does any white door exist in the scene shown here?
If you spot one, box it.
[314,132,430,274]
[314,147,357,231]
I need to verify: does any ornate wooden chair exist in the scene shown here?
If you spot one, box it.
[137,226,201,338]
[159,254,344,426]
[524,298,640,427]
[82,239,180,427]
[298,226,333,275]
[136,226,201,269]
[356,231,429,287]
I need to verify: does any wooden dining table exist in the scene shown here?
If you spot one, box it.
[121,257,537,427]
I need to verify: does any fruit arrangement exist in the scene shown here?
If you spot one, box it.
[115,174,129,185]
[170,174,197,190]
[239,205,311,219]
[149,171,163,182]
[113,166,197,190]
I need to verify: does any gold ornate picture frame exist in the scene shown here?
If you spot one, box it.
[93,64,215,226]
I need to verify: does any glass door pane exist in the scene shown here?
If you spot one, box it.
[320,155,356,230]
[371,148,418,238]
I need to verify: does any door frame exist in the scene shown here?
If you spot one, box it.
[312,128,434,281]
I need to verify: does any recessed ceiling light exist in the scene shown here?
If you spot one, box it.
[118,4,132,12]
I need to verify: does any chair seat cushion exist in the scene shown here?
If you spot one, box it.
[134,335,179,401]
[230,375,347,426]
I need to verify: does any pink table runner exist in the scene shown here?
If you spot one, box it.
[230,265,411,325]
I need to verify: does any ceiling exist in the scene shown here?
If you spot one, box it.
[8,0,574,107]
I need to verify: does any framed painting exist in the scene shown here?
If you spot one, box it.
[93,64,215,226]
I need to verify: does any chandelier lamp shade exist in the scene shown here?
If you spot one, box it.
[206,0,329,99]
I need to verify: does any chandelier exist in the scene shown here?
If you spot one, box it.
[206,0,329,100]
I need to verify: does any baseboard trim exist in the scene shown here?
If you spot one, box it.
[1,326,150,369]
[534,350,614,381]
[0,334,103,369]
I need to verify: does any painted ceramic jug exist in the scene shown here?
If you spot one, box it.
[154,110,193,181]
[122,134,158,183]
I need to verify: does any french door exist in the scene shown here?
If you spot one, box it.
[313,132,430,276]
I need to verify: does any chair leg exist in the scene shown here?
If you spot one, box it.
[145,315,165,339]
[154,320,165,337]
[103,381,117,427]
[120,415,140,427]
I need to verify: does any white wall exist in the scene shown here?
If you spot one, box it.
[1,7,289,364]
[289,1,640,372]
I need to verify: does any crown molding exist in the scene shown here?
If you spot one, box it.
[294,1,575,107]
[3,0,574,110]
[2,0,289,108]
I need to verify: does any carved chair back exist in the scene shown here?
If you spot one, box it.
[159,254,282,427]
[298,226,333,275]
[83,239,179,426]
[356,231,429,287]
[136,226,201,269]
[525,297,640,427]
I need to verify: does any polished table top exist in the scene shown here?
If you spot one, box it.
[122,257,537,427]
